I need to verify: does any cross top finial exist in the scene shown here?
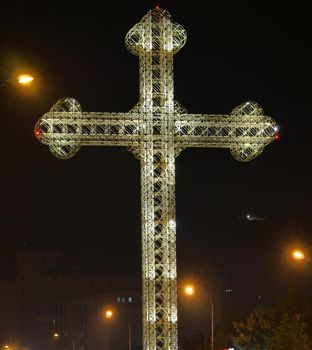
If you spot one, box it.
[125,8,187,55]
[148,7,171,19]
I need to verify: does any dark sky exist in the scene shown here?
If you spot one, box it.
[1,0,311,317]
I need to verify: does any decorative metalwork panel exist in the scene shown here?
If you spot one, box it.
[34,7,278,350]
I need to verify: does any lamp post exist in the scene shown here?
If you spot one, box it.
[52,332,77,350]
[70,338,76,350]
[52,332,60,350]
[128,322,132,350]
[104,308,114,350]
[281,244,310,298]
[104,308,132,350]
[183,284,214,350]
[208,296,214,350]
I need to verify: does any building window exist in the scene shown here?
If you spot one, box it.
[117,296,132,303]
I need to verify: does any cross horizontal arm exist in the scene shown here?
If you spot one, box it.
[174,113,278,161]
[175,113,277,147]
[35,111,143,147]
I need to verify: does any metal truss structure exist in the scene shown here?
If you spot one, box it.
[34,7,278,350]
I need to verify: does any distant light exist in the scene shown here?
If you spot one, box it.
[184,285,194,296]
[53,333,60,338]
[292,249,305,261]
[274,125,279,132]
[169,219,175,226]
[274,132,280,141]
[155,4,160,10]
[17,74,34,85]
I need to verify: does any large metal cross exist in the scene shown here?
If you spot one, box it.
[34,7,278,350]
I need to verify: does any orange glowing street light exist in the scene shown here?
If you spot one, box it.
[292,249,305,261]
[17,74,34,85]
[0,73,34,88]
[104,309,114,319]
[184,284,195,296]
[182,283,214,350]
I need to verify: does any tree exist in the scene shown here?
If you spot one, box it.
[232,302,312,350]
[267,313,311,350]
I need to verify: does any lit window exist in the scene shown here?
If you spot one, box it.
[117,297,121,303]
[122,297,126,303]
[128,297,132,303]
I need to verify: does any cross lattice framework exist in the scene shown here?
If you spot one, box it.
[34,7,278,350]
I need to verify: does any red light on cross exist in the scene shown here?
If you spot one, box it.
[34,128,41,137]
[274,132,280,141]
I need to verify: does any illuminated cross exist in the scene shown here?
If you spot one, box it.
[34,7,278,350]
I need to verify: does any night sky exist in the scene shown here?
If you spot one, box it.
[1,0,311,322]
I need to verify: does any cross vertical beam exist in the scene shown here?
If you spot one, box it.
[135,10,178,350]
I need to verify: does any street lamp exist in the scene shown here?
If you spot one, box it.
[0,74,34,88]
[103,308,132,350]
[17,74,34,85]
[292,249,305,261]
[104,309,114,319]
[103,308,114,350]
[286,245,309,268]
[184,285,195,296]
[52,332,77,350]
[52,332,60,350]
[182,283,214,350]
